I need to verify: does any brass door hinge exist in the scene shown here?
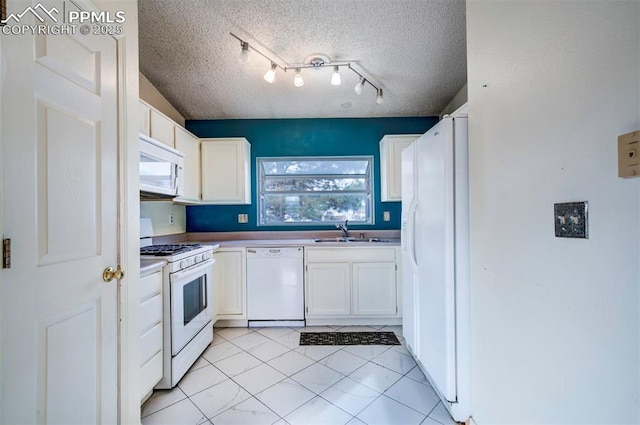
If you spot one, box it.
[3,239,11,269]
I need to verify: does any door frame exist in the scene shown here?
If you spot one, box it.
[0,0,141,422]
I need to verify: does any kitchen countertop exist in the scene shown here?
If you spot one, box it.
[140,258,167,276]
[205,238,401,248]
[151,230,402,248]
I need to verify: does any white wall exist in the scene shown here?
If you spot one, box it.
[139,72,185,126]
[140,201,187,236]
[440,83,468,118]
[467,1,639,424]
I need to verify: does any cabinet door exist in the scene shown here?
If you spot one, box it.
[139,101,151,136]
[214,250,245,317]
[306,263,351,317]
[380,135,420,202]
[201,138,251,204]
[174,127,201,203]
[150,109,176,147]
[352,262,397,316]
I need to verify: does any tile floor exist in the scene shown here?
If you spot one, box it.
[141,326,458,425]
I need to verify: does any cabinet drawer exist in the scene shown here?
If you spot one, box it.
[140,270,162,301]
[140,322,163,365]
[140,293,163,334]
[305,248,396,263]
[140,351,163,399]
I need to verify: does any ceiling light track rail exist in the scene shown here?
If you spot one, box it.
[230,32,383,104]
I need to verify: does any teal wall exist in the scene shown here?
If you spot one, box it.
[185,117,438,232]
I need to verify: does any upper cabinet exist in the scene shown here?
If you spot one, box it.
[139,101,151,136]
[379,134,421,201]
[201,138,251,205]
[139,99,253,205]
[174,126,201,204]
[149,108,176,148]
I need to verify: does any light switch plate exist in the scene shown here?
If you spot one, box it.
[238,213,248,224]
[554,201,588,239]
[383,211,391,221]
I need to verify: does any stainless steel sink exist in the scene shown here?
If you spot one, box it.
[313,237,389,243]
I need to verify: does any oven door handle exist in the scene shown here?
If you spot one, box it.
[201,275,208,309]
[170,258,214,283]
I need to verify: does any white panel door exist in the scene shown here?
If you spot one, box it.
[1,1,120,423]
[416,117,457,402]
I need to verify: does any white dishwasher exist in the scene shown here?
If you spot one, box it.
[246,247,305,327]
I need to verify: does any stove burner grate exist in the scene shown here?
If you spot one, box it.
[140,244,203,256]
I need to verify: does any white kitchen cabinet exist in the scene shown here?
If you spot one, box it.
[352,262,397,316]
[213,248,246,319]
[139,100,151,136]
[174,126,201,204]
[379,134,421,201]
[306,263,351,316]
[139,269,163,402]
[150,108,176,148]
[304,247,400,322]
[201,138,251,204]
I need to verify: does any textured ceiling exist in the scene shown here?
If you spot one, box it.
[138,0,467,119]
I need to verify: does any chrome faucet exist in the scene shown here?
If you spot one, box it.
[336,220,349,238]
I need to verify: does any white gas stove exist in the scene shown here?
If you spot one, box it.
[140,219,217,389]
[140,243,214,273]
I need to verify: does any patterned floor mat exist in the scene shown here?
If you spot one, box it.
[299,331,401,346]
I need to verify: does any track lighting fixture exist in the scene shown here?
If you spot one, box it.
[263,62,277,84]
[294,68,304,87]
[331,66,341,86]
[230,33,384,105]
[239,41,250,64]
[354,77,366,95]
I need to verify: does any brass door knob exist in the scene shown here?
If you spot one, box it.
[103,265,125,282]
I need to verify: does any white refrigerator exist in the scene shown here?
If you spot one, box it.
[401,113,471,422]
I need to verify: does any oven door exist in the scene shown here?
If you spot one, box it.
[169,259,214,355]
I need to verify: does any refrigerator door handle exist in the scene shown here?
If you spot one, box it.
[410,202,419,268]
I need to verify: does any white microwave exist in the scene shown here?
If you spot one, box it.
[139,134,185,199]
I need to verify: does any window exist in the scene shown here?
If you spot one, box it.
[257,156,374,226]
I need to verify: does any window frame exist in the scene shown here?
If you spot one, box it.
[256,155,375,227]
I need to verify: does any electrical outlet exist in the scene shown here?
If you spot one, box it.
[383,211,391,221]
[238,213,248,224]
[554,201,588,238]
[169,214,174,225]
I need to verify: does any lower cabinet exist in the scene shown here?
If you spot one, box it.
[213,248,246,320]
[352,262,397,316]
[139,269,163,402]
[304,247,400,321]
[306,263,350,316]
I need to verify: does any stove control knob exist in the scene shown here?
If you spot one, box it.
[195,254,203,263]
[180,260,188,269]
[203,252,211,260]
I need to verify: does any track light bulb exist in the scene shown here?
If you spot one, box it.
[376,88,384,104]
[354,77,366,95]
[294,68,304,87]
[331,66,341,86]
[239,41,250,63]
[263,63,277,83]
